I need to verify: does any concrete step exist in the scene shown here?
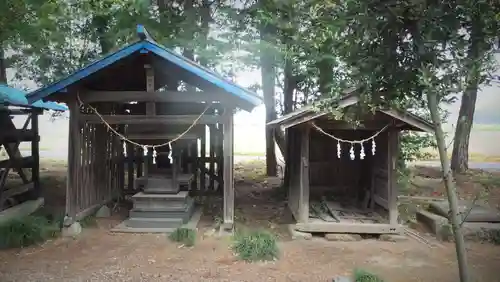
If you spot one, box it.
[124,217,183,229]
[143,186,180,194]
[131,191,189,210]
[129,199,195,223]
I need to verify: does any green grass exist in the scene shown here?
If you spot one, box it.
[168,227,196,247]
[353,269,386,282]
[232,229,279,262]
[0,215,60,249]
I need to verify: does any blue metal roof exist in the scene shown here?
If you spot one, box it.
[0,83,29,105]
[0,84,67,111]
[27,24,262,110]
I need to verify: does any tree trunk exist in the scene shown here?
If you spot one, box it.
[259,1,278,176]
[0,46,7,83]
[450,88,477,173]
[451,17,482,174]
[427,92,470,282]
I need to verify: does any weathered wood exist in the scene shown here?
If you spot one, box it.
[388,129,399,225]
[145,64,156,115]
[80,90,236,104]
[126,133,198,140]
[295,221,401,234]
[126,142,134,191]
[200,125,207,191]
[209,124,216,190]
[66,98,80,219]
[82,114,221,125]
[298,125,310,223]
[222,110,234,229]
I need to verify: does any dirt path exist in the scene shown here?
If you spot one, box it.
[1,161,500,281]
[0,218,499,282]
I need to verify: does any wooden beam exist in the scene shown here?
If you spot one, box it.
[66,98,80,221]
[295,221,401,234]
[80,90,231,103]
[222,110,234,231]
[81,114,222,125]
[145,64,156,115]
[31,112,40,198]
[298,125,310,223]
[388,129,400,225]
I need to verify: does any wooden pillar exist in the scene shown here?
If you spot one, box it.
[136,146,143,178]
[222,109,234,230]
[387,129,399,226]
[66,98,81,222]
[144,64,155,176]
[31,110,40,198]
[298,125,310,223]
[200,125,206,191]
[126,142,134,191]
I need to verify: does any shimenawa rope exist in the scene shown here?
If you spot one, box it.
[310,122,389,144]
[76,92,210,149]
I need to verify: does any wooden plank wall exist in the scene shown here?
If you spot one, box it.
[66,100,124,221]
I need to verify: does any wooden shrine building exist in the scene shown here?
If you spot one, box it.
[268,93,433,235]
[27,25,262,232]
[0,84,67,210]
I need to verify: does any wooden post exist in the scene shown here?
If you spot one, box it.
[66,98,80,222]
[200,125,206,191]
[387,129,399,226]
[222,109,234,231]
[144,64,155,176]
[31,111,40,198]
[126,142,134,191]
[298,125,310,223]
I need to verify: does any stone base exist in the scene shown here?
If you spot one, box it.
[324,233,362,242]
[62,222,82,237]
[288,225,312,240]
[95,205,111,218]
[111,206,202,234]
[379,234,408,242]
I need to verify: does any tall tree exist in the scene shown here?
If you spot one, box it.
[307,0,499,280]
[451,1,500,173]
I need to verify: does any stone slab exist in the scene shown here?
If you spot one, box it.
[324,233,362,242]
[111,206,202,234]
[428,200,500,223]
[132,191,189,199]
[417,209,500,241]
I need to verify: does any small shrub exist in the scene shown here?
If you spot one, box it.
[0,216,60,249]
[169,227,196,246]
[353,268,385,282]
[232,230,279,262]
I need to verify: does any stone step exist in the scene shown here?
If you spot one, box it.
[124,217,183,229]
[131,191,189,210]
[135,174,193,190]
[129,205,194,223]
[143,186,180,194]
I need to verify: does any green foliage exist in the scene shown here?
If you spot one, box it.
[232,229,279,262]
[168,227,196,247]
[353,268,385,282]
[0,215,60,249]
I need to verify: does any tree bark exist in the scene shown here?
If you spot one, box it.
[259,0,278,177]
[451,17,482,174]
[450,88,477,173]
[0,46,7,83]
[427,92,470,282]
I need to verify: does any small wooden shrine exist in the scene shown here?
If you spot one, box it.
[268,93,433,234]
[0,84,67,210]
[27,25,262,232]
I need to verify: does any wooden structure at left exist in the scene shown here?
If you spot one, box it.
[0,84,67,210]
[27,24,262,232]
[268,92,433,235]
